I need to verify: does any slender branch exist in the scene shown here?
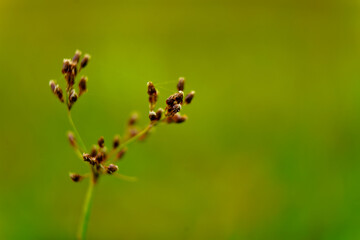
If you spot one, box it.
[77,177,95,240]
[68,111,87,152]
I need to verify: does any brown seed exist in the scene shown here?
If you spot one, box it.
[128,113,138,126]
[96,151,105,164]
[147,82,157,95]
[113,135,120,149]
[107,164,118,174]
[62,59,71,74]
[54,85,64,102]
[165,104,181,117]
[116,148,127,160]
[177,77,185,91]
[149,111,157,121]
[69,89,78,104]
[70,173,83,182]
[83,153,95,165]
[80,54,90,69]
[98,136,105,148]
[79,76,87,96]
[156,108,163,120]
[49,80,56,92]
[72,50,82,64]
[67,131,76,147]
[90,145,97,157]
[185,91,195,104]
[172,114,187,123]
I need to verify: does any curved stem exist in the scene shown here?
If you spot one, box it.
[68,111,88,152]
[77,177,95,240]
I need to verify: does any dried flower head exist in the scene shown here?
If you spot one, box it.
[107,164,118,174]
[147,82,158,111]
[116,148,127,160]
[72,50,82,64]
[98,136,105,148]
[185,91,195,104]
[177,77,185,91]
[113,135,120,149]
[79,76,87,96]
[70,173,83,182]
[68,131,76,147]
[80,54,90,70]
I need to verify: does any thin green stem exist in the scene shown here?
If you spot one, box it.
[68,111,87,152]
[77,177,95,240]
[120,124,152,149]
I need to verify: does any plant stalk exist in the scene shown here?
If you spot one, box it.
[77,176,95,240]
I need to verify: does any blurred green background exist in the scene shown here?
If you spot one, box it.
[1,0,360,239]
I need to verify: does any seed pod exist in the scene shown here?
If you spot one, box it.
[147,82,157,95]
[66,74,75,88]
[67,131,76,147]
[69,173,83,182]
[69,89,78,104]
[156,108,163,121]
[113,135,120,149]
[80,54,90,69]
[128,113,138,126]
[166,95,175,107]
[62,59,71,74]
[185,91,195,104]
[98,136,105,148]
[172,114,187,123]
[79,76,87,96]
[174,91,184,104]
[72,50,82,65]
[54,85,64,102]
[95,151,105,164]
[107,164,118,174]
[116,148,127,160]
[49,80,56,92]
[165,104,181,117]
[177,77,185,91]
[149,111,157,121]
[83,153,96,165]
[90,145,98,157]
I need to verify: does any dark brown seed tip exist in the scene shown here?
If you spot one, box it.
[90,145,98,157]
[79,76,88,96]
[69,89,78,104]
[83,153,95,165]
[49,80,56,92]
[54,85,64,102]
[113,135,120,149]
[62,59,71,74]
[147,82,157,95]
[156,108,164,121]
[149,111,157,121]
[116,148,127,160]
[185,91,195,104]
[165,104,181,117]
[98,136,105,148]
[80,54,90,69]
[177,77,185,91]
[107,164,118,174]
[128,113,138,126]
[69,173,83,182]
[72,50,82,64]
[173,114,188,123]
[67,131,76,147]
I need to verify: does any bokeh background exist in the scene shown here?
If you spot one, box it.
[1,0,360,239]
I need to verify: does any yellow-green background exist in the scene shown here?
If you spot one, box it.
[1,0,360,239]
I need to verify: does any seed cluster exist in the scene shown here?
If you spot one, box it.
[49,50,90,110]
[146,77,195,124]
[49,51,195,183]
